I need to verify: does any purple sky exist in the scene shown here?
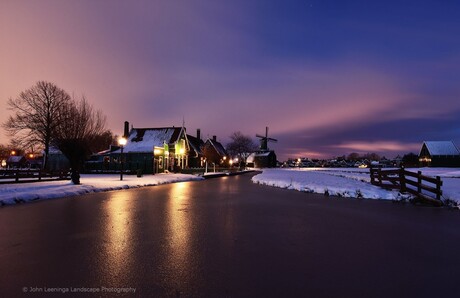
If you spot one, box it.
[1,0,459,160]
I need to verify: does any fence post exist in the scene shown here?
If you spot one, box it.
[39,170,42,181]
[15,170,19,182]
[417,171,422,195]
[436,176,442,200]
[399,168,406,192]
[378,169,382,186]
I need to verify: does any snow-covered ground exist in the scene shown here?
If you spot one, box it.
[0,173,203,206]
[252,168,460,204]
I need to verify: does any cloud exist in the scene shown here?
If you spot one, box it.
[333,141,420,154]
[1,0,459,162]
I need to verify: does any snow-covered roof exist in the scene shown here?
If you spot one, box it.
[96,148,112,155]
[421,141,460,156]
[254,151,271,157]
[7,156,25,163]
[246,151,272,163]
[48,147,63,154]
[117,127,182,153]
[187,134,204,156]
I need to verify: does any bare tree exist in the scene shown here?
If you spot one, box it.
[3,81,71,168]
[402,152,419,167]
[52,96,108,184]
[347,152,360,161]
[226,131,257,168]
[90,130,116,154]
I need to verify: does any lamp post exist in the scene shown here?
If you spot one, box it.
[118,137,127,181]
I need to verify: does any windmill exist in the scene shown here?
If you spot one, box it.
[256,126,278,151]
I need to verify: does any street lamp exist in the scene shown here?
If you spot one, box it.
[118,137,127,180]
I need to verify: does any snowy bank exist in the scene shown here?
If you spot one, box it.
[0,173,203,206]
[252,168,460,203]
[202,170,255,179]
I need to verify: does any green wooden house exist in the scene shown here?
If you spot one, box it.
[111,125,190,174]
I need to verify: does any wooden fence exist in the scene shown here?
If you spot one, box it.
[370,167,443,206]
[0,169,70,184]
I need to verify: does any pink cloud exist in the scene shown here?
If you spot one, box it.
[333,141,420,154]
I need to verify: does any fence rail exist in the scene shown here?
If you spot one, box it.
[0,169,70,184]
[370,167,443,206]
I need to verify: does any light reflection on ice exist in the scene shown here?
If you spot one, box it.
[166,182,192,273]
[103,191,134,279]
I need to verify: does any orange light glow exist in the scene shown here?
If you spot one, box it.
[103,192,134,277]
[165,182,193,276]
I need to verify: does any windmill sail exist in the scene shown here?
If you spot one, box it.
[256,126,277,151]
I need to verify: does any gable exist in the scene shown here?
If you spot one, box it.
[187,134,204,155]
[205,139,227,157]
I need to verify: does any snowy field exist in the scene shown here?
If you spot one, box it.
[252,168,460,204]
[0,173,203,206]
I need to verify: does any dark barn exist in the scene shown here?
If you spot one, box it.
[248,151,277,168]
[419,141,460,167]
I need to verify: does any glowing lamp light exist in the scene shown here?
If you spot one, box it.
[179,148,185,155]
[118,137,127,181]
[11,150,16,156]
[154,147,163,155]
[118,137,127,146]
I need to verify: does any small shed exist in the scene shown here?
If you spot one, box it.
[47,148,71,171]
[246,150,277,168]
[6,155,27,168]
[419,141,460,167]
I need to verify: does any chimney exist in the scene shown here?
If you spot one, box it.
[124,121,129,138]
[197,129,201,141]
[213,135,217,142]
